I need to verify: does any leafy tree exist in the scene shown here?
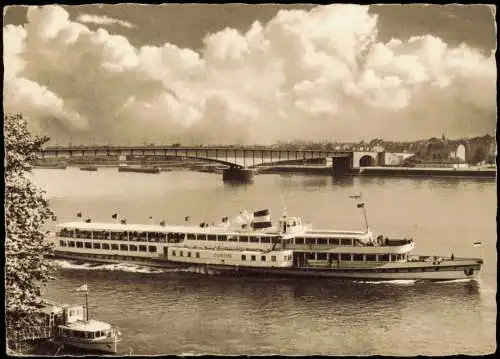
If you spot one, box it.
[4,113,55,349]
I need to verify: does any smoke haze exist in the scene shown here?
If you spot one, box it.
[3,5,496,145]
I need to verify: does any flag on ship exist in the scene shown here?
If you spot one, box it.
[85,218,91,223]
[76,212,82,218]
[473,241,482,246]
[252,209,272,229]
[185,216,190,222]
[160,220,166,226]
[112,213,118,219]
[357,203,365,208]
[121,219,127,224]
[76,283,88,292]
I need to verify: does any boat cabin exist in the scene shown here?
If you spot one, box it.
[57,319,115,341]
[64,304,86,324]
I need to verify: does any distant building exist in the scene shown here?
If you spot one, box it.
[413,135,494,165]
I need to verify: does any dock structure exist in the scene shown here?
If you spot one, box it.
[6,298,65,353]
[7,326,55,353]
[13,326,55,341]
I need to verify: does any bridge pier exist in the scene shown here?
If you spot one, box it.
[331,154,354,175]
[222,167,254,183]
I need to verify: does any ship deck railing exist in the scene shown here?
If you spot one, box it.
[408,255,483,263]
[303,256,482,269]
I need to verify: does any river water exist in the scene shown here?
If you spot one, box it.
[31,168,496,355]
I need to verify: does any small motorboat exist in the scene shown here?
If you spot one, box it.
[53,284,121,354]
[56,315,121,354]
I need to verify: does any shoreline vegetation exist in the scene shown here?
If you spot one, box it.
[5,114,56,355]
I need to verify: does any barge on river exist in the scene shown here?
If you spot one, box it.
[47,206,483,281]
[117,165,160,174]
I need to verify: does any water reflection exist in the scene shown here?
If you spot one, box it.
[331,175,355,187]
[275,174,354,189]
[301,176,330,187]
[222,181,252,191]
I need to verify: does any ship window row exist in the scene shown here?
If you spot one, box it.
[293,237,358,246]
[171,250,201,258]
[329,266,451,273]
[299,252,405,262]
[240,254,291,262]
[61,240,156,252]
[59,328,107,338]
[168,251,290,262]
[58,229,279,244]
[58,229,182,242]
[191,234,274,243]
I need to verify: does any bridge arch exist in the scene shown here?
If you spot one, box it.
[456,144,466,162]
[134,155,243,168]
[455,140,491,164]
[359,155,376,167]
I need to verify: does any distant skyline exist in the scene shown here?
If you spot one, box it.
[3,4,496,145]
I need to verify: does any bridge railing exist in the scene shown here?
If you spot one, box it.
[38,146,359,168]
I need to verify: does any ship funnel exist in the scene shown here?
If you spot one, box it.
[252,209,272,229]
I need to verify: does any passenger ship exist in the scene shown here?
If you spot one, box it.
[48,206,483,281]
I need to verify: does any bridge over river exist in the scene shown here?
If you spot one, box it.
[38,145,412,181]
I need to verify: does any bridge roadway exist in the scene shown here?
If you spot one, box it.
[38,145,378,169]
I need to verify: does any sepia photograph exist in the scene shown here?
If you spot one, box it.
[4,3,496,356]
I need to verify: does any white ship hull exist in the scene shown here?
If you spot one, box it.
[48,208,483,283]
[52,251,481,282]
[58,337,118,354]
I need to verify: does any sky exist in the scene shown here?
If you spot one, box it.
[3,4,497,146]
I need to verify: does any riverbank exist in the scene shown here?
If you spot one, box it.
[258,164,495,179]
[34,160,496,179]
[358,166,496,179]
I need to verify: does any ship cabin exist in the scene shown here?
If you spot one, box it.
[53,220,415,267]
[166,246,295,268]
[290,230,415,268]
[54,221,296,260]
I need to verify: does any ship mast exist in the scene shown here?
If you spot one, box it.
[350,193,368,233]
[85,288,89,322]
[360,202,369,233]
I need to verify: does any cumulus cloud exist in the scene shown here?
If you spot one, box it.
[77,13,136,29]
[3,5,496,145]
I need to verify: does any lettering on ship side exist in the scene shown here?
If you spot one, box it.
[214,253,232,259]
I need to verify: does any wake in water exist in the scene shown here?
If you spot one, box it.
[52,259,167,274]
[52,259,219,276]
[354,279,416,285]
[432,278,477,284]
[182,266,219,276]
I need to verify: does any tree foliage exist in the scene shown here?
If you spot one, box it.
[5,114,55,335]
